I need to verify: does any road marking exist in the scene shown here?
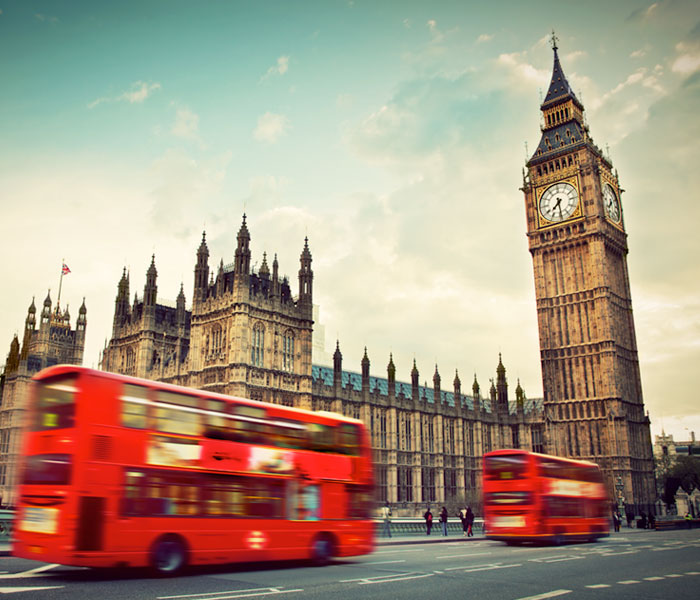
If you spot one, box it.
[0,587,64,595]
[341,572,435,586]
[0,565,59,580]
[458,563,522,573]
[586,584,610,589]
[543,556,585,563]
[436,552,491,559]
[358,573,434,585]
[374,549,424,554]
[666,574,683,578]
[514,590,571,600]
[617,580,640,585]
[158,589,303,600]
[686,571,700,575]
[644,577,664,581]
[368,560,406,565]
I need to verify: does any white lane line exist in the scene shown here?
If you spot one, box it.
[460,563,522,573]
[543,556,585,563]
[340,572,423,584]
[528,555,563,562]
[158,589,303,600]
[514,590,572,600]
[618,580,640,585]
[358,573,434,585]
[666,574,683,578]
[586,584,610,589]
[367,560,406,565]
[373,549,424,555]
[644,577,664,581]
[0,586,65,595]
[686,571,700,575]
[0,564,60,580]
[436,552,491,559]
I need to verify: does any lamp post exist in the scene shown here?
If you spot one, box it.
[615,476,625,525]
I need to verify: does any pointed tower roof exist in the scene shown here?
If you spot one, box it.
[541,32,582,111]
[28,297,36,314]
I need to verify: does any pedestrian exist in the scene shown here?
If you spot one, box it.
[459,507,468,537]
[423,506,433,535]
[639,511,647,529]
[685,512,692,529]
[612,510,621,532]
[625,509,634,528]
[648,513,655,530]
[381,501,392,538]
[466,506,475,537]
[440,506,448,536]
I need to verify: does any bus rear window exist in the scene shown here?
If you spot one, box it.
[484,454,528,480]
[23,453,72,485]
[32,377,77,431]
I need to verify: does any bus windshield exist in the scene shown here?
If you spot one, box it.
[483,453,528,480]
[31,376,78,431]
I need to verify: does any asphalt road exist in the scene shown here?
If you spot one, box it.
[1,529,699,599]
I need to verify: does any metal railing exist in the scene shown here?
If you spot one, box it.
[373,517,484,538]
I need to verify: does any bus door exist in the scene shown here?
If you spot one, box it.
[75,496,105,551]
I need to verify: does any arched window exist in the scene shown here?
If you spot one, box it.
[126,347,135,370]
[252,324,265,367]
[283,330,295,372]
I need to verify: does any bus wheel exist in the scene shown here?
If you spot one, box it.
[311,534,333,566]
[150,535,188,576]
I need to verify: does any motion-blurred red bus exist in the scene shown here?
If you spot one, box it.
[13,366,374,574]
[483,449,609,545]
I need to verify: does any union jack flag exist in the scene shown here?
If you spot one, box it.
[62,263,71,275]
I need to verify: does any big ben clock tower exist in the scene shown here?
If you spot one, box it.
[522,34,655,513]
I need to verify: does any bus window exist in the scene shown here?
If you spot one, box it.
[204,475,245,517]
[32,377,77,431]
[121,384,149,429]
[484,453,527,480]
[308,424,334,452]
[337,424,360,456]
[232,405,267,444]
[153,391,201,436]
[245,479,285,518]
[268,419,307,450]
[347,485,373,518]
[298,484,320,520]
[23,454,71,485]
[204,399,229,440]
[142,471,200,516]
[122,470,147,515]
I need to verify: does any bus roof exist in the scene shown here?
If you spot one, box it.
[483,448,601,470]
[33,364,364,427]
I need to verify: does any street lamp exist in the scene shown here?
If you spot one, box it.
[615,476,625,523]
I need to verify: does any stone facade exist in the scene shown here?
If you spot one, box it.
[521,37,655,512]
[102,216,546,516]
[0,293,86,506]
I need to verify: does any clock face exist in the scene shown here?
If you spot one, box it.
[603,183,621,223]
[539,182,579,223]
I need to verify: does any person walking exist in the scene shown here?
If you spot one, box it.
[612,510,621,532]
[459,507,468,537]
[465,506,475,537]
[423,506,433,535]
[440,506,448,536]
[381,501,392,538]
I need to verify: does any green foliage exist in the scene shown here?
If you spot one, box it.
[661,455,700,507]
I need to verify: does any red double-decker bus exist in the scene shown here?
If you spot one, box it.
[483,449,609,545]
[13,366,374,574]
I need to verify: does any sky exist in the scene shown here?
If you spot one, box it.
[1,0,699,443]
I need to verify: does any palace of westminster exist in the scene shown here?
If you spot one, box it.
[0,41,656,513]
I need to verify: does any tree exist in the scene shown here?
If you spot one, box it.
[661,455,700,514]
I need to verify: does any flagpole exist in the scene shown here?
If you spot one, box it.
[57,258,65,312]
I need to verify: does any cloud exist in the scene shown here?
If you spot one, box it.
[672,41,700,74]
[171,107,201,143]
[427,19,444,43]
[260,56,290,81]
[630,48,648,59]
[627,2,660,22]
[253,112,290,143]
[88,81,161,109]
[476,33,493,44]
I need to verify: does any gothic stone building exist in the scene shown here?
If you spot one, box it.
[521,37,655,512]
[0,294,86,506]
[102,215,545,516]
